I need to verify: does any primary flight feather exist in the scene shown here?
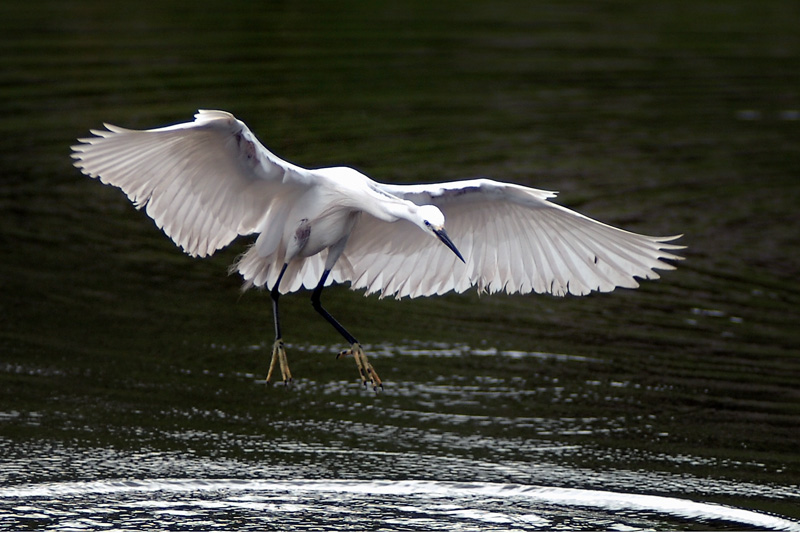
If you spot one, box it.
[71,110,683,388]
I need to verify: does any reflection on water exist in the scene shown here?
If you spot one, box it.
[289,341,602,363]
[2,479,798,531]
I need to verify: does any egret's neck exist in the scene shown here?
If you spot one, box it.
[363,183,421,224]
[379,199,420,223]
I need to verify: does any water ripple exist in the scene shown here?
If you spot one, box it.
[2,479,797,531]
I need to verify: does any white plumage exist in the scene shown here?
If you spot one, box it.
[71,109,683,387]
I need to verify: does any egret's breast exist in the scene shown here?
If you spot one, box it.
[287,208,358,260]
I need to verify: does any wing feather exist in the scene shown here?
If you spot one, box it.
[71,110,313,257]
[506,206,532,293]
[337,178,682,298]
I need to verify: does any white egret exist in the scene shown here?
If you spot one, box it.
[71,110,683,389]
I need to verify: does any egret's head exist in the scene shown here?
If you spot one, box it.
[418,205,465,263]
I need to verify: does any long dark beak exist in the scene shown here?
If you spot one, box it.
[434,228,465,263]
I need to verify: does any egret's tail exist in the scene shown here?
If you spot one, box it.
[232,245,331,294]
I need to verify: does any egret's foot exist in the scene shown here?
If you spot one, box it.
[266,339,292,385]
[337,343,382,390]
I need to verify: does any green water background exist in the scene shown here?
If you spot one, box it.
[2,0,799,522]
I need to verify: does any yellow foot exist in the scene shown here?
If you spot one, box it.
[337,343,382,390]
[266,338,292,385]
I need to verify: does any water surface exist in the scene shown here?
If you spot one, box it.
[1,0,799,529]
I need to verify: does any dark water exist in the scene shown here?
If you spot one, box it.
[2,0,799,530]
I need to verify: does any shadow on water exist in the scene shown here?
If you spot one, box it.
[2,0,800,529]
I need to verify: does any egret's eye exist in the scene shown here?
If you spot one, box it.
[424,220,431,227]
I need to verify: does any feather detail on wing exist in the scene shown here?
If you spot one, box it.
[334,179,684,298]
[71,110,313,257]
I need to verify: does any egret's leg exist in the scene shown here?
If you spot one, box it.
[311,269,382,390]
[267,264,291,385]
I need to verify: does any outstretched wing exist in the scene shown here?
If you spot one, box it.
[334,178,684,298]
[71,110,314,257]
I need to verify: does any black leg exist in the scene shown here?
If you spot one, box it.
[311,269,359,345]
[266,263,290,384]
[271,263,288,340]
[311,269,382,389]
